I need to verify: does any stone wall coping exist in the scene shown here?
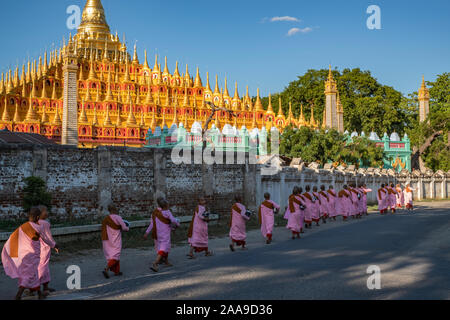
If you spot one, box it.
[0,214,219,242]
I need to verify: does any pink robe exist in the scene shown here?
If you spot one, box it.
[286,195,304,233]
[260,200,280,238]
[146,209,180,254]
[2,222,55,289]
[377,188,387,211]
[389,187,397,209]
[311,192,321,221]
[302,192,314,223]
[229,203,250,242]
[396,187,404,207]
[337,190,352,217]
[188,205,209,249]
[326,189,337,217]
[349,189,359,216]
[318,192,329,217]
[38,219,56,285]
[102,214,129,261]
[404,188,414,207]
[361,188,372,213]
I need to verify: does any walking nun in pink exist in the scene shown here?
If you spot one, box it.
[396,184,404,208]
[318,185,330,223]
[388,183,398,213]
[144,198,180,272]
[311,186,322,225]
[302,186,314,228]
[361,184,372,215]
[2,207,58,300]
[187,197,213,258]
[404,184,414,211]
[327,185,338,220]
[37,205,57,294]
[286,187,304,239]
[229,195,251,251]
[377,184,388,214]
[101,204,129,278]
[259,193,280,244]
[338,186,352,220]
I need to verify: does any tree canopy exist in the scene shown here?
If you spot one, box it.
[279,126,384,168]
[262,69,450,171]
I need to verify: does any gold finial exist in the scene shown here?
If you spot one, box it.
[277,97,284,117]
[255,88,263,111]
[213,75,220,94]
[123,59,131,82]
[194,67,202,88]
[173,61,180,78]
[13,101,21,123]
[418,75,429,100]
[126,104,137,126]
[153,55,159,72]
[172,100,179,127]
[2,97,11,122]
[223,77,230,97]
[41,80,48,99]
[78,0,110,36]
[205,72,212,92]
[139,110,145,127]
[143,50,150,69]
[79,100,89,123]
[51,81,57,100]
[183,84,190,107]
[145,78,153,105]
[116,108,122,127]
[163,56,169,76]
[233,82,240,100]
[53,104,62,125]
[266,93,274,114]
[132,43,139,64]
[184,64,190,83]
[87,59,97,81]
[103,105,112,126]
[25,96,38,122]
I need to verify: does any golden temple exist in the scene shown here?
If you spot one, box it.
[0,0,341,148]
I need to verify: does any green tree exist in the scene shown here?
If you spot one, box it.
[262,68,407,136]
[279,127,384,167]
[22,176,52,213]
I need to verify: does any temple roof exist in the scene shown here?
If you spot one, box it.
[78,0,110,36]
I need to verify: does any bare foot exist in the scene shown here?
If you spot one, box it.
[102,270,110,279]
[150,263,159,272]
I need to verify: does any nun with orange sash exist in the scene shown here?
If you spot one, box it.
[395,184,404,208]
[377,184,388,214]
[337,185,352,220]
[229,195,251,251]
[403,184,414,211]
[1,207,58,300]
[144,198,180,272]
[311,186,322,225]
[302,186,315,228]
[388,183,398,213]
[187,197,213,258]
[318,185,330,223]
[101,204,129,278]
[348,184,360,218]
[327,185,338,220]
[258,193,280,244]
[361,184,372,215]
[285,187,305,239]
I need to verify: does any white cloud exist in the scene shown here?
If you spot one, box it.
[287,27,313,36]
[270,16,300,23]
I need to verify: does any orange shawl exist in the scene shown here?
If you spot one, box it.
[229,203,242,227]
[152,208,171,240]
[259,200,275,225]
[9,222,40,258]
[101,215,121,241]
[289,194,303,212]
[327,190,336,197]
[319,191,329,201]
[338,190,349,198]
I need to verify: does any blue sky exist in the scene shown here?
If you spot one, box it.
[0,0,449,97]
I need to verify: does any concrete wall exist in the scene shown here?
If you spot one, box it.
[0,144,448,221]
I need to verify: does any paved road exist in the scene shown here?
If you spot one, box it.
[1,202,449,300]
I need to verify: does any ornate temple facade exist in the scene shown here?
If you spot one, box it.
[0,0,345,148]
